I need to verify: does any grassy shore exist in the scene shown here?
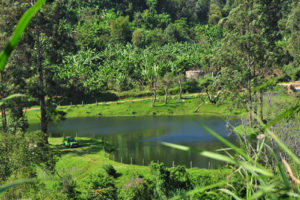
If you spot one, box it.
[26,94,246,125]
[25,91,295,126]
[41,137,232,191]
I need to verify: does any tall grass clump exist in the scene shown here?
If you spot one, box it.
[163,98,300,199]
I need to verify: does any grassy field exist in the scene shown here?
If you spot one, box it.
[25,91,296,126]
[26,94,246,125]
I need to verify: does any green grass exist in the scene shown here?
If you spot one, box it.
[26,94,246,125]
[40,137,150,189]
[40,137,233,191]
[8,91,297,128]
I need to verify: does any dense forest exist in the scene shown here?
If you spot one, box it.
[0,0,299,199]
[1,0,299,132]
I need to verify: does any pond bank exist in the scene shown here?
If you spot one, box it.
[43,137,233,191]
[26,94,245,125]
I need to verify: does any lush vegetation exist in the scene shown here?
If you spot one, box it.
[38,137,240,200]
[0,0,299,199]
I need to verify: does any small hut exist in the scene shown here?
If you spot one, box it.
[185,69,203,80]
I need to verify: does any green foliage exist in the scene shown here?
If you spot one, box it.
[0,179,33,195]
[46,171,81,200]
[193,25,223,47]
[110,16,132,44]
[1,0,300,198]
[145,28,166,47]
[162,99,300,199]
[208,3,222,25]
[132,29,146,48]
[119,178,152,200]
[82,173,117,200]
[286,2,300,65]
[150,162,192,198]
[56,48,105,94]
[0,131,58,198]
[173,18,190,41]
[0,0,46,71]
[198,75,222,104]
[75,9,116,50]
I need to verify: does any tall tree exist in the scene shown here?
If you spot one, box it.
[213,0,289,126]
[286,1,300,66]
[27,0,77,143]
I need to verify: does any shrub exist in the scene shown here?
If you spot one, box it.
[119,178,152,200]
[102,164,117,178]
[82,173,117,200]
[150,162,192,198]
[60,172,80,200]
[169,165,192,191]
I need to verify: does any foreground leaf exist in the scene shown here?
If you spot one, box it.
[0,0,46,71]
[0,179,34,194]
[0,94,26,106]
[161,142,273,177]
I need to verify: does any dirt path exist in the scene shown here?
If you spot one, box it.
[279,81,300,87]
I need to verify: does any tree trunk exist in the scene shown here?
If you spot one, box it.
[179,78,182,99]
[164,87,168,104]
[1,105,7,133]
[253,92,258,116]
[267,92,271,119]
[36,30,48,144]
[248,86,253,128]
[259,91,263,122]
[0,72,6,133]
[194,103,204,113]
[151,79,156,107]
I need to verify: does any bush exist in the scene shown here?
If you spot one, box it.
[82,173,117,200]
[169,166,192,191]
[150,162,192,198]
[119,178,152,200]
[102,164,117,178]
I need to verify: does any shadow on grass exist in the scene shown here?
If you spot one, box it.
[114,172,122,178]
[53,138,117,157]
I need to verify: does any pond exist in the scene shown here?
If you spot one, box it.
[31,116,239,168]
